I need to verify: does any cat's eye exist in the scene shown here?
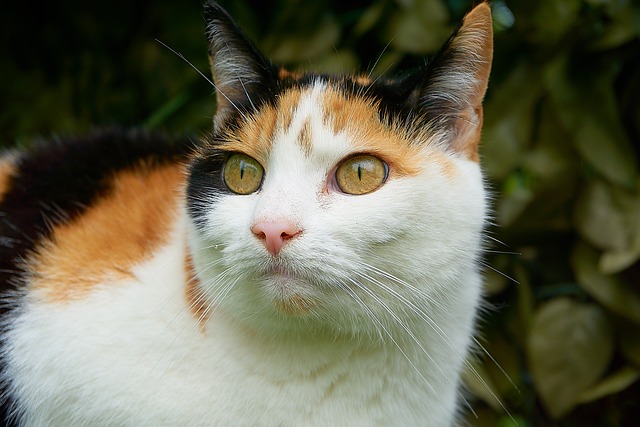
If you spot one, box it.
[223,153,264,195]
[335,155,388,195]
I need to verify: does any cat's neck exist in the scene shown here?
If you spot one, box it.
[203,292,473,426]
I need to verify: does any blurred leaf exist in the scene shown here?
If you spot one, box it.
[515,264,535,333]
[463,360,503,412]
[266,15,341,64]
[464,405,502,427]
[353,0,386,37]
[483,259,510,295]
[496,415,526,427]
[497,171,534,227]
[577,366,640,404]
[386,0,451,54]
[545,57,638,188]
[598,179,640,273]
[575,179,628,250]
[618,318,640,366]
[482,62,542,180]
[589,1,640,50]
[479,335,522,400]
[491,1,515,33]
[527,298,613,418]
[572,243,640,324]
[520,0,582,45]
[524,105,578,184]
[144,91,191,129]
[575,177,640,273]
[369,51,405,77]
[313,49,360,74]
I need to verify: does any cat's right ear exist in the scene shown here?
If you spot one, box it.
[406,2,493,161]
[204,1,277,129]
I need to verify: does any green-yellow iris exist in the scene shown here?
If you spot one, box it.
[223,153,264,195]
[335,155,388,195]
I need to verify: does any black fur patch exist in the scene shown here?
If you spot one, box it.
[186,147,230,228]
[0,128,192,424]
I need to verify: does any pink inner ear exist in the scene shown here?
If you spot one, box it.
[252,222,302,256]
[452,106,483,162]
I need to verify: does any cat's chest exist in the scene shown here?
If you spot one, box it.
[6,216,433,426]
[10,308,425,426]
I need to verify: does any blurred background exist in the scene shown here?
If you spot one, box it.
[2,0,639,425]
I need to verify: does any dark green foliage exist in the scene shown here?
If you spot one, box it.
[2,0,639,425]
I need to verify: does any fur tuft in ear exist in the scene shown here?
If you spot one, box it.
[411,2,493,161]
[204,1,278,129]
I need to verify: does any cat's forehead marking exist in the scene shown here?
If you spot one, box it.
[219,104,278,166]
[296,119,313,157]
[319,85,425,176]
[29,165,185,302]
[222,80,454,179]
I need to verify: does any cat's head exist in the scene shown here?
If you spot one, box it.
[187,1,493,338]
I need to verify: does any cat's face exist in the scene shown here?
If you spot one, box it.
[187,2,492,338]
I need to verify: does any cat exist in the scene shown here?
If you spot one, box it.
[0,1,493,426]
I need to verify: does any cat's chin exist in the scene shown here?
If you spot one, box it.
[261,268,317,316]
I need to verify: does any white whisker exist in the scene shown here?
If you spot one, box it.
[481,261,519,285]
[338,279,437,394]
[367,40,393,80]
[156,39,249,123]
[352,260,511,418]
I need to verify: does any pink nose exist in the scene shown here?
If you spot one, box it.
[251,222,302,256]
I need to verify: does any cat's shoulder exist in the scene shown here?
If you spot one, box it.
[0,128,193,298]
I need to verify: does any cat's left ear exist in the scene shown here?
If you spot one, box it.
[410,2,493,161]
[204,1,278,129]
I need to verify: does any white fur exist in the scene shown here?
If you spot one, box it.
[5,85,486,426]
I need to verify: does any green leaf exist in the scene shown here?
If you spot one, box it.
[574,179,628,251]
[589,2,640,50]
[527,298,614,418]
[573,243,640,324]
[353,0,386,37]
[524,0,582,45]
[618,319,640,366]
[598,179,640,273]
[545,58,638,188]
[386,0,450,54]
[462,360,503,412]
[266,16,342,64]
[482,62,542,180]
[577,366,640,404]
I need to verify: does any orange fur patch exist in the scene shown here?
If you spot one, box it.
[297,119,312,157]
[278,68,303,81]
[30,163,186,302]
[184,252,209,329]
[220,104,277,166]
[355,76,373,86]
[450,2,493,162]
[276,89,303,134]
[275,293,315,316]
[219,88,306,164]
[321,87,424,177]
[0,154,16,202]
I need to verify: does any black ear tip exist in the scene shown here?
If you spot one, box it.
[203,1,230,23]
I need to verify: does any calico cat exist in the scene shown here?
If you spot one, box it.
[0,1,493,426]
